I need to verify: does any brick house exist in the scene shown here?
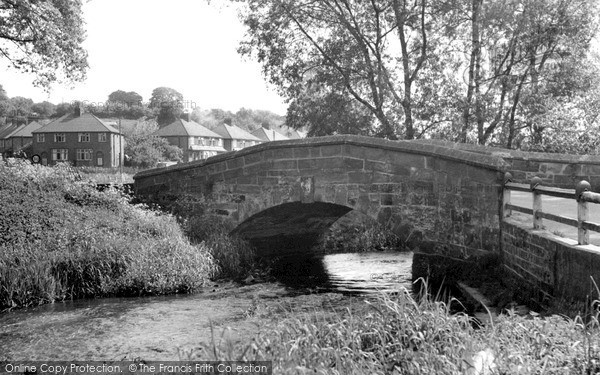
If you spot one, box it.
[154,118,227,162]
[212,123,263,151]
[32,109,124,167]
[0,121,44,157]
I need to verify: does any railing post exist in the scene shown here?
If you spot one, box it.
[576,180,591,245]
[503,172,513,218]
[531,177,543,229]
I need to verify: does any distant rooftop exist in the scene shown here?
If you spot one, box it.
[213,123,262,141]
[154,119,222,138]
[33,113,121,134]
[252,127,289,142]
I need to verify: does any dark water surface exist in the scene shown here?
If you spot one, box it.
[0,251,412,360]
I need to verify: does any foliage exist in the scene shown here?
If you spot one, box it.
[0,159,216,310]
[159,195,257,280]
[318,211,401,253]
[286,87,375,137]
[121,118,183,167]
[31,101,56,118]
[190,283,600,374]
[235,0,600,147]
[0,0,88,89]
[150,87,184,127]
[191,107,285,133]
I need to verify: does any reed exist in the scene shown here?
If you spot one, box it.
[189,282,600,374]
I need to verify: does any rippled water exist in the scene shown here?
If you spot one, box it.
[0,251,412,360]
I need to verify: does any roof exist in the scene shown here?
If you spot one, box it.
[0,123,24,139]
[33,113,121,134]
[7,121,44,138]
[251,127,289,142]
[213,123,262,141]
[154,119,222,138]
[278,126,307,139]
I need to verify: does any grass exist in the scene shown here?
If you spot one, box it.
[185,281,600,374]
[0,159,218,310]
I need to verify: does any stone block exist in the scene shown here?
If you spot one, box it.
[244,151,265,165]
[343,157,364,170]
[272,159,298,170]
[320,144,342,157]
[272,148,293,159]
[293,147,311,158]
[227,158,244,170]
[348,171,372,184]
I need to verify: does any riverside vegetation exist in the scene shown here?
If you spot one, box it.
[0,159,252,310]
[2,159,600,373]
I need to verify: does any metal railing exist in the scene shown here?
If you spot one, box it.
[503,172,600,245]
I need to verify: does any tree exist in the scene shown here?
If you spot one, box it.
[31,101,56,118]
[234,0,599,147]
[54,102,73,117]
[108,90,143,106]
[237,0,442,140]
[149,87,183,127]
[0,0,88,89]
[286,86,374,136]
[454,0,599,146]
[122,118,183,168]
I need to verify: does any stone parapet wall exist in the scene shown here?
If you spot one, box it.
[414,139,600,191]
[502,217,600,307]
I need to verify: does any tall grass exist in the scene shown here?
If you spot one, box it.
[181,213,256,280]
[0,159,217,310]
[188,282,600,374]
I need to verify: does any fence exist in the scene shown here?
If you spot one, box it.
[503,172,600,245]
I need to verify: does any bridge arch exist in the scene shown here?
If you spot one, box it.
[135,135,508,259]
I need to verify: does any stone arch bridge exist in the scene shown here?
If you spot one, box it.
[134,135,508,261]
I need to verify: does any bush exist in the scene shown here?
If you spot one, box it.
[181,214,256,280]
[0,159,216,310]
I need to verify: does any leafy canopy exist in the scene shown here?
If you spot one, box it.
[0,0,88,89]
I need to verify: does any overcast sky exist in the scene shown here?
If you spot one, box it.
[1,0,287,114]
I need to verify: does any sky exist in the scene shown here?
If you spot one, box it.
[1,0,287,115]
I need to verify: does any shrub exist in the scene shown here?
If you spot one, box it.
[0,159,216,310]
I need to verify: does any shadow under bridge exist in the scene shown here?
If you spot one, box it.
[230,202,353,256]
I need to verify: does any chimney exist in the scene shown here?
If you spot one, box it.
[74,103,85,117]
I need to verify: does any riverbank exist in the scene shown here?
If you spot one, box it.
[0,160,226,311]
[2,279,599,374]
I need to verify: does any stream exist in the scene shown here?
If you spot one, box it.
[0,251,413,360]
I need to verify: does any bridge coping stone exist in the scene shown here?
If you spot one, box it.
[133,135,509,181]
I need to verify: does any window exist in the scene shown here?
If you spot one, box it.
[98,133,107,142]
[218,138,223,147]
[96,151,103,166]
[54,133,65,142]
[197,137,204,146]
[76,149,93,161]
[37,134,45,142]
[78,133,90,142]
[52,149,68,161]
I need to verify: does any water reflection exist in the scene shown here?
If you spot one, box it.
[271,251,414,293]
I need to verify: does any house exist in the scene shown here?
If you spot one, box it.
[0,123,22,157]
[278,125,307,139]
[32,108,124,167]
[251,126,289,142]
[154,118,227,162]
[212,123,263,151]
[0,121,44,157]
